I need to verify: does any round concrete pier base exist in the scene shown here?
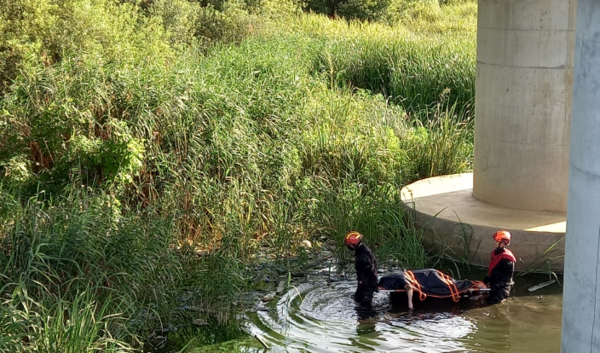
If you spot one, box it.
[401,173,565,272]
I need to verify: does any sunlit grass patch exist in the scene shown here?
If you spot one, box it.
[385,0,477,35]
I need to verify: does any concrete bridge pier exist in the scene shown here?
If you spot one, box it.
[474,0,575,213]
[400,0,576,272]
[561,1,600,351]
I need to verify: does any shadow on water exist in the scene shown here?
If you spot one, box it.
[198,267,563,353]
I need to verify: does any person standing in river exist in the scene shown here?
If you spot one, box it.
[484,230,516,304]
[345,231,379,305]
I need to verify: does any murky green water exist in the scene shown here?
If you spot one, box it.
[205,267,562,353]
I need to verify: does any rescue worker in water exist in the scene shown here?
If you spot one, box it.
[344,231,379,305]
[484,230,516,304]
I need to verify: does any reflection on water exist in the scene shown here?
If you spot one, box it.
[460,295,562,353]
[239,272,562,353]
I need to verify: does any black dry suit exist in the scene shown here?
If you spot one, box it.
[354,243,378,304]
[484,247,516,304]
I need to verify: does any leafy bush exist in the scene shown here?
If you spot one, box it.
[0,0,172,95]
[305,0,391,20]
[0,190,246,350]
[384,0,477,33]
[0,0,306,96]
[0,2,477,350]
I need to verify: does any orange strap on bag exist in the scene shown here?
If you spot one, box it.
[404,270,461,302]
[404,270,428,301]
[385,270,485,301]
[437,270,461,302]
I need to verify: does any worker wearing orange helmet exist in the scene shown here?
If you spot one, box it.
[345,231,378,305]
[484,230,516,304]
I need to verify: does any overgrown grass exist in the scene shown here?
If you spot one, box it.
[0,0,477,350]
[305,21,475,119]
[0,190,247,350]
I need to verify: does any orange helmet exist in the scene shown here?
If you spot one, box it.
[493,230,511,246]
[344,231,363,246]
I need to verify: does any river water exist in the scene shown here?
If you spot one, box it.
[225,267,563,353]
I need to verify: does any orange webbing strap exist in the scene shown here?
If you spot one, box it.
[404,270,427,301]
[436,270,461,302]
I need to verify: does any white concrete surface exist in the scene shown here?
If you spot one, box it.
[401,174,565,271]
[561,1,600,351]
[474,0,577,212]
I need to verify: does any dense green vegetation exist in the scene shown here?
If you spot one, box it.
[0,0,476,351]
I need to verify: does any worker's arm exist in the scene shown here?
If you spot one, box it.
[405,284,413,310]
[497,260,515,284]
[488,260,515,289]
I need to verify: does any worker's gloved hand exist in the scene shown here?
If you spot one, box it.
[483,275,489,285]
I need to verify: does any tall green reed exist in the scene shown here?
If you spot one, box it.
[0,189,245,351]
[0,3,478,349]
[313,35,475,120]
[314,181,427,269]
[398,99,473,181]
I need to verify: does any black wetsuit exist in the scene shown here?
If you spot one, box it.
[484,248,515,304]
[354,243,378,304]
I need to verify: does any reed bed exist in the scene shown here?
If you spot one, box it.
[0,0,476,350]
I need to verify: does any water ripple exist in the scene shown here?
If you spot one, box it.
[246,279,486,353]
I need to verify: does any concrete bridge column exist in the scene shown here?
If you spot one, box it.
[474,0,577,212]
[400,1,577,271]
[561,1,600,351]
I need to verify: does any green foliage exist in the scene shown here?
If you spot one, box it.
[399,100,473,180]
[149,0,260,48]
[386,0,441,23]
[0,0,173,95]
[305,0,391,20]
[66,122,146,186]
[0,0,306,96]
[150,0,204,46]
[314,182,427,269]
[258,0,306,19]
[0,191,245,351]
[0,0,476,272]
[194,1,255,47]
[384,0,477,33]
[302,0,476,23]
[299,87,408,187]
[0,2,477,350]
[312,34,475,120]
[0,59,150,192]
[338,0,392,20]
